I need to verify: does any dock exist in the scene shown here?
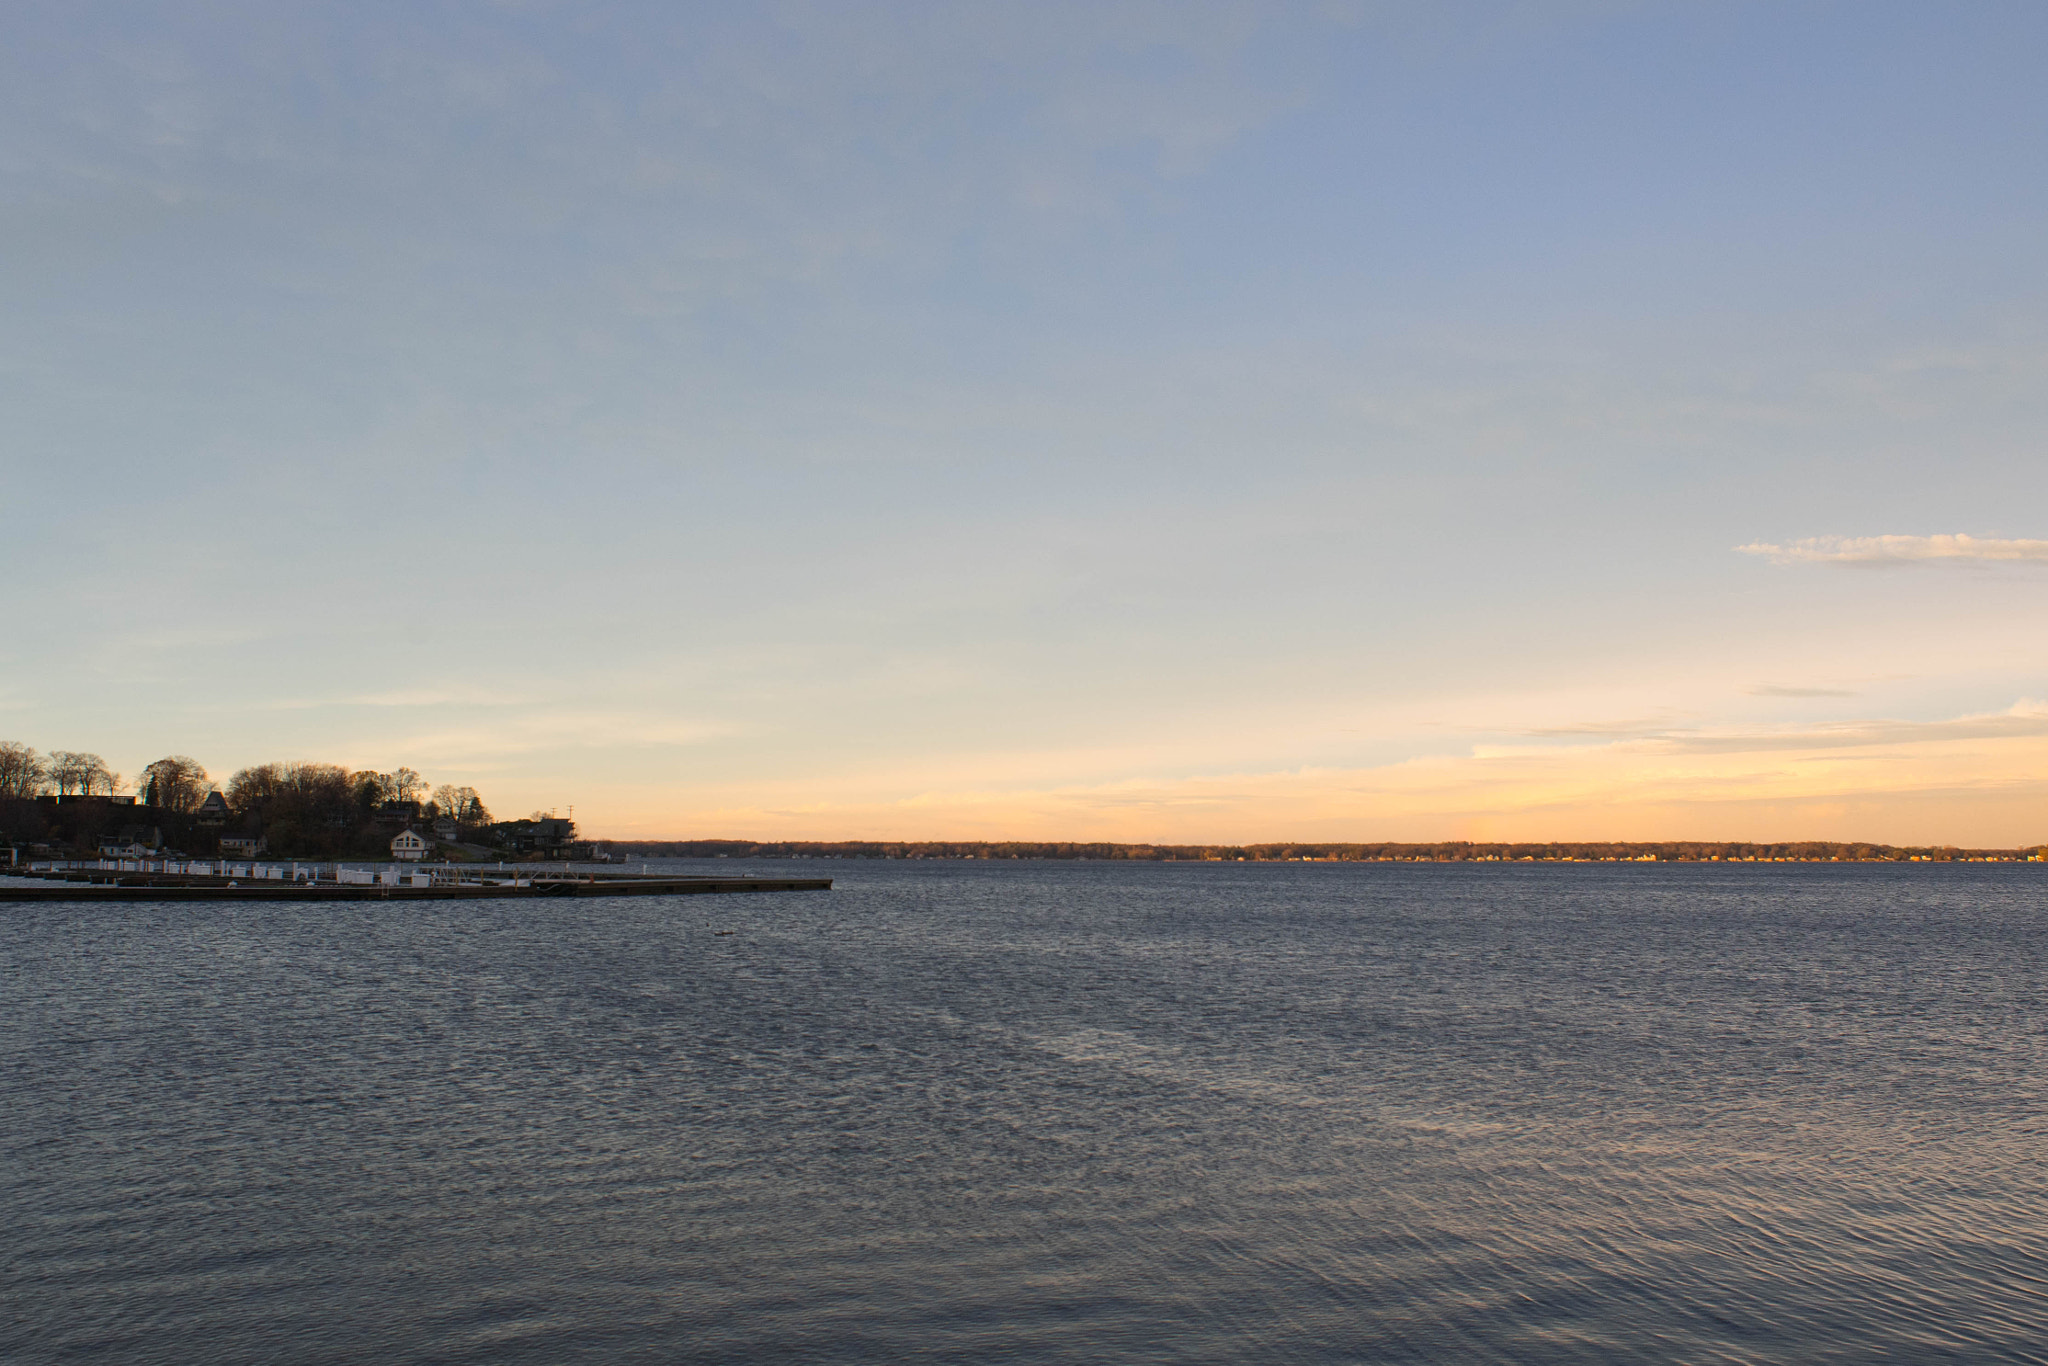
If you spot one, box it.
[0,860,830,902]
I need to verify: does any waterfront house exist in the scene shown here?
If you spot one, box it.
[219,833,267,857]
[98,824,162,857]
[510,817,577,859]
[390,828,430,862]
[376,800,423,828]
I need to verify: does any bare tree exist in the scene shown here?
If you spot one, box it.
[430,784,489,826]
[140,756,210,813]
[391,767,424,803]
[46,751,82,795]
[0,741,45,798]
[59,753,115,794]
[46,751,113,796]
[228,761,354,845]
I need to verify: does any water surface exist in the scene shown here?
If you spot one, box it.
[6,861,2046,1362]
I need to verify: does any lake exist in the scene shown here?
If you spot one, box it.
[5,860,2046,1363]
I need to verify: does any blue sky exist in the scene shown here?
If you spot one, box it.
[7,1,2048,841]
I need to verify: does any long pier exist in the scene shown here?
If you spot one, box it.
[0,860,830,901]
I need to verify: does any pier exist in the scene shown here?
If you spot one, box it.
[0,858,830,901]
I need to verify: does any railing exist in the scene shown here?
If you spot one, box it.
[24,857,538,889]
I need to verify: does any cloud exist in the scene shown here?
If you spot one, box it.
[1746,684,1858,697]
[561,694,2048,846]
[1648,703,2048,755]
[386,712,747,763]
[263,687,535,710]
[1736,534,2048,566]
[1522,716,1692,737]
[1500,701,2048,758]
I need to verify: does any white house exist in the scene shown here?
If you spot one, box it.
[390,828,431,862]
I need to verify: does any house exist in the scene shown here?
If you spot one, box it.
[432,815,458,842]
[97,822,162,857]
[196,791,230,826]
[219,833,267,857]
[376,800,423,828]
[390,828,431,862]
[510,817,577,859]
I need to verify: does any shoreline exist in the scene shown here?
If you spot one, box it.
[603,839,2047,864]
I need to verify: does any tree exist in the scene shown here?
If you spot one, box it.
[422,785,489,824]
[227,762,358,853]
[140,756,210,813]
[351,771,395,808]
[392,767,424,803]
[228,762,286,812]
[46,751,114,796]
[46,752,85,795]
[0,742,44,799]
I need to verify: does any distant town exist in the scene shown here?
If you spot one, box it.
[610,839,2047,864]
[0,743,595,863]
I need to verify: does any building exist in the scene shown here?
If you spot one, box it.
[219,833,267,857]
[98,824,162,857]
[432,815,458,842]
[376,800,423,828]
[196,791,230,826]
[510,817,577,859]
[390,828,430,862]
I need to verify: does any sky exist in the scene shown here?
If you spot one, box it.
[6,0,2048,844]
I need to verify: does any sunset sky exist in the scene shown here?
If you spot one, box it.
[7,2,2048,844]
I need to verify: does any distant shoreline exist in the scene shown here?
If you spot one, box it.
[606,840,2046,864]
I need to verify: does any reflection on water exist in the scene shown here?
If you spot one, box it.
[4,861,2046,1363]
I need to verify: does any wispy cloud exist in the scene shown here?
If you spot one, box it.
[617,699,2048,844]
[1523,715,1692,738]
[261,687,535,710]
[1453,701,2048,762]
[1746,684,1858,698]
[1509,702,2048,757]
[1736,534,2048,566]
[1643,701,2048,755]
[386,713,747,763]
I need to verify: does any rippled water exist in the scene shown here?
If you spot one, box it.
[5,860,2047,1363]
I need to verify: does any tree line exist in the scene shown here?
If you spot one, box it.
[213,761,494,856]
[1,740,496,857]
[0,742,123,798]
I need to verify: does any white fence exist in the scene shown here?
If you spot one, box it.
[35,858,534,888]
